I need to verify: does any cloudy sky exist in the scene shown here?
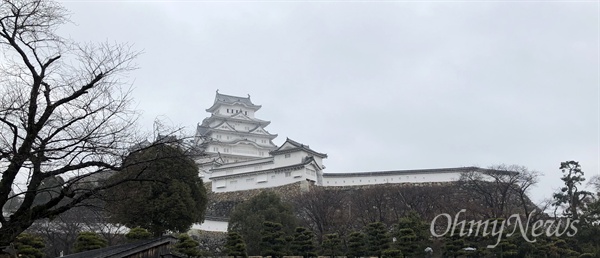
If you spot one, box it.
[60,1,598,203]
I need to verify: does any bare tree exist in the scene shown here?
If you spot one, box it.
[458,165,540,218]
[0,0,146,247]
[293,187,350,243]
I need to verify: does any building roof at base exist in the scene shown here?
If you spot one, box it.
[61,236,178,258]
[323,166,517,177]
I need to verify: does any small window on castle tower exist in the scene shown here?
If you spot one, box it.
[245,111,247,115]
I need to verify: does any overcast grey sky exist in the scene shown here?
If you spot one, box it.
[61,1,598,203]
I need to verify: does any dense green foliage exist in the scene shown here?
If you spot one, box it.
[224,232,248,258]
[553,161,593,220]
[260,221,288,258]
[173,234,203,258]
[346,231,366,258]
[381,249,403,258]
[125,227,152,241]
[228,191,297,255]
[73,232,107,253]
[290,227,316,258]
[13,233,45,258]
[106,143,208,236]
[393,212,430,257]
[366,222,391,258]
[320,233,342,258]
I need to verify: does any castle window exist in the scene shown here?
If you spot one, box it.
[285,154,291,158]
[213,147,218,152]
[285,172,291,177]
[230,180,237,184]
[245,111,247,115]
[259,151,264,156]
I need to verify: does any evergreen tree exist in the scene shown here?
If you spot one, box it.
[395,228,418,257]
[553,161,593,220]
[12,233,45,258]
[225,232,248,258]
[346,231,366,258]
[125,227,152,241]
[290,227,316,258]
[106,143,208,236]
[393,212,430,256]
[260,221,287,258]
[382,249,403,258]
[73,232,107,253]
[491,237,519,258]
[545,238,580,258]
[321,233,343,258]
[365,222,391,258]
[173,234,203,258]
[228,191,297,255]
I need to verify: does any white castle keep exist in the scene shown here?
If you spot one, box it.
[194,91,501,193]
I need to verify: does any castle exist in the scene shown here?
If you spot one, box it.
[193,91,498,193]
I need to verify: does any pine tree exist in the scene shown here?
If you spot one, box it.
[125,227,152,241]
[365,222,391,258]
[73,232,107,253]
[290,227,316,258]
[321,233,342,258]
[229,191,297,255]
[553,161,593,220]
[260,221,287,258]
[12,233,45,258]
[346,231,366,258]
[225,232,248,258]
[173,234,203,258]
[393,212,430,256]
[381,249,403,258]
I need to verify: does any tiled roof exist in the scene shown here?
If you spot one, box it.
[215,92,257,106]
[206,91,261,112]
[270,138,327,158]
[203,114,271,126]
[210,156,320,180]
[323,167,517,177]
[61,236,177,258]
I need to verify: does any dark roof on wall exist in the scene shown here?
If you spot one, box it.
[270,138,328,158]
[61,236,177,258]
[323,166,518,177]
